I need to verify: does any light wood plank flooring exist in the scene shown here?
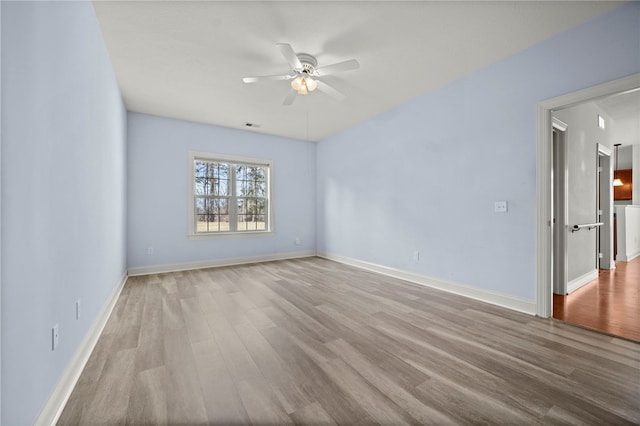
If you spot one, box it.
[554,257,640,342]
[58,257,640,425]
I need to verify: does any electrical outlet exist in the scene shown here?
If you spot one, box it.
[52,324,59,351]
[76,300,81,320]
[147,246,154,255]
[294,237,301,246]
[413,251,420,262]
[494,201,508,213]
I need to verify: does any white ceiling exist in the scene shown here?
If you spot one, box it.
[93,1,623,142]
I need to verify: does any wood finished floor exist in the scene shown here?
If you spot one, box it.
[554,257,640,342]
[58,257,640,425]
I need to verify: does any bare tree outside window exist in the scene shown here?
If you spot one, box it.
[236,165,267,231]
[192,155,270,235]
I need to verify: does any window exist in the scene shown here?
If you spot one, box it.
[190,152,272,237]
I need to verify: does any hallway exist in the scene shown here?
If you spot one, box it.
[553,257,640,342]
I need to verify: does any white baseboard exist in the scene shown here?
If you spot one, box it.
[33,272,128,426]
[127,250,317,276]
[318,252,536,315]
[567,269,598,294]
[616,250,640,262]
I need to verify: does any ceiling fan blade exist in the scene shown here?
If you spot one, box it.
[316,80,346,101]
[316,59,360,77]
[277,43,302,70]
[242,74,293,83]
[283,90,297,106]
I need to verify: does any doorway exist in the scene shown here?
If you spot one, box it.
[597,145,614,271]
[536,73,640,318]
[551,139,637,341]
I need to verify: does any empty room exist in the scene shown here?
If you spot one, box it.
[1,1,639,425]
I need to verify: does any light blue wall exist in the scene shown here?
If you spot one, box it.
[0,2,637,423]
[1,2,127,425]
[127,113,316,269]
[317,2,640,301]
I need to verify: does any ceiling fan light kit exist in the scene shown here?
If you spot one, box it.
[291,75,317,94]
[242,43,359,105]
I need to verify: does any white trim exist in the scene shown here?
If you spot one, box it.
[127,250,316,276]
[598,144,612,157]
[188,230,274,241]
[319,252,536,315]
[33,272,128,426]
[190,151,272,167]
[567,269,598,294]
[597,144,615,270]
[616,246,640,262]
[552,117,568,132]
[536,73,640,318]
[551,123,569,295]
[617,251,640,262]
[536,102,553,317]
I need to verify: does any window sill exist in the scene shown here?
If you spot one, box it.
[188,230,274,240]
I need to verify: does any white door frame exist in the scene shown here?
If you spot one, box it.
[552,119,568,295]
[597,144,615,270]
[536,73,640,317]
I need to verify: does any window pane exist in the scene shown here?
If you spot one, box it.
[236,165,266,197]
[195,196,230,232]
[235,165,246,196]
[195,161,229,196]
[236,198,266,231]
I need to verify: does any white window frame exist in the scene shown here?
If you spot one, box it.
[189,151,274,239]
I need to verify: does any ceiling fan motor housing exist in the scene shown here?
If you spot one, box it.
[296,53,318,75]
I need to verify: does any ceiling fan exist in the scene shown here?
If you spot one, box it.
[242,43,360,106]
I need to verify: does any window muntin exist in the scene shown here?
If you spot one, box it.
[191,154,271,236]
